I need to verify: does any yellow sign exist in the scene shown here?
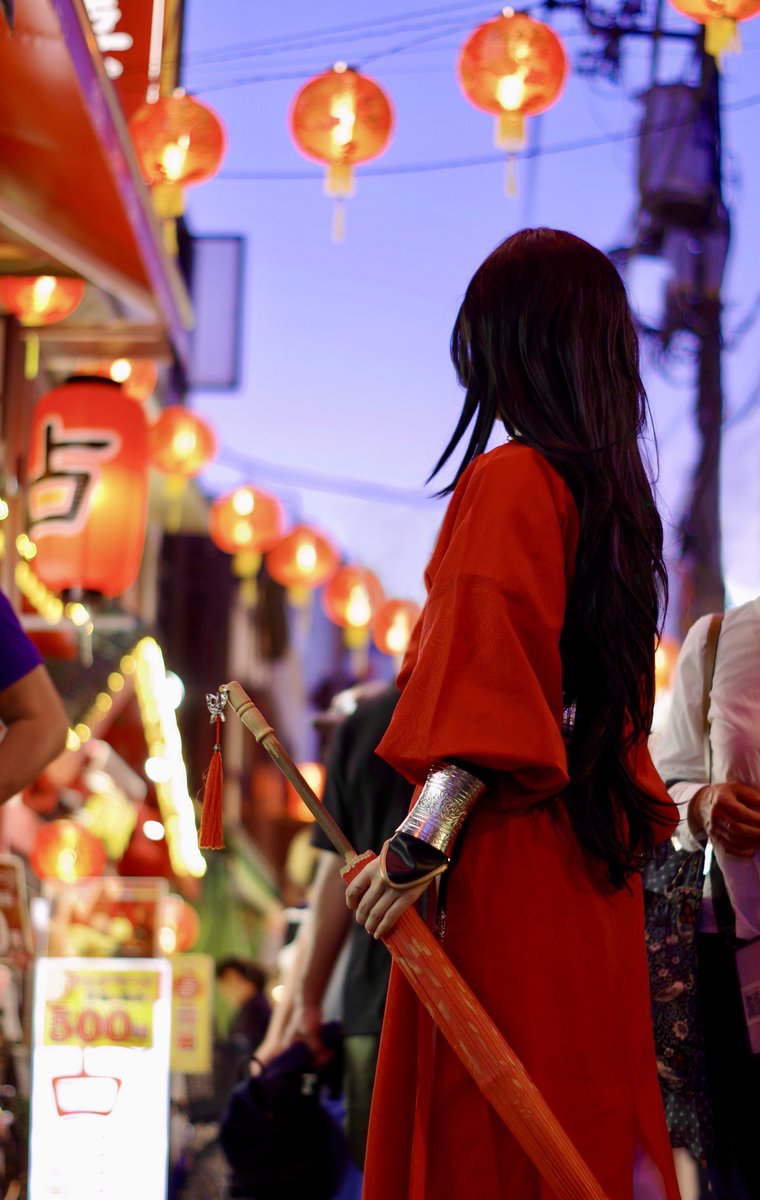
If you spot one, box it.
[170,954,214,1073]
[43,966,161,1049]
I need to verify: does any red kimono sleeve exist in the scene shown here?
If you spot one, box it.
[377,443,578,800]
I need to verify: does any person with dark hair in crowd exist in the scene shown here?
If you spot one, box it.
[346,229,681,1199]
[281,683,414,1171]
[216,958,271,1063]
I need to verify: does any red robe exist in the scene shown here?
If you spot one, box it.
[366,442,680,1200]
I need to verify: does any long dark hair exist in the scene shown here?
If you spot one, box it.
[434,228,668,889]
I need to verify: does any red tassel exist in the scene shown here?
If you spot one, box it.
[199,715,225,849]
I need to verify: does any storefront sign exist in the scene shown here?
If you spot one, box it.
[170,954,213,1074]
[83,0,166,118]
[30,958,171,1200]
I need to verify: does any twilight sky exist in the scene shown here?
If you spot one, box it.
[182,0,760,623]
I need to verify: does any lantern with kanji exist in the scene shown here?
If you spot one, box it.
[128,91,227,218]
[372,598,422,659]
[289,64,394,239]
[322,565,385,653]
[210,486,286,602]
[27,378,150,597]
[92,359,158,403]
[667,0,760,61]
[458,11,568,173]
[30,820,107,882]
[0,275,85,325]
[265,524,340,605]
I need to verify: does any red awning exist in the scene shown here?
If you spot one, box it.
[0,0,192,364]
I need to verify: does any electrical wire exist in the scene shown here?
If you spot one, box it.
[215,448,438,507]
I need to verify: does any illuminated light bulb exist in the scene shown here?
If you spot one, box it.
[272,984,285,1003]
[31,276,57,312]
[331,95,357,147]
[143,819,166,842]
[145,756,172,783]
[232,488,255,517]
[121,654,137,675]
[164,672,185,710]
[66,729,82,752]
[161,133,191,182]
[295,540,318,573]
[109,358,132,383]
[502,5,515,15]
[74,723,92,743]
[172,426,198,457]
[65,602,90,627]
[386,613,410,656]
[95,693,113,714]
[233,519,253,544]
[0,499,9,520]
[108,672,125,692]
[57,847,78,883]
[497,73,526,111]
[346,584,371,628]
[158,926,177,955]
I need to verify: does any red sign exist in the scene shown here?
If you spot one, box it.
[83,0,166,120]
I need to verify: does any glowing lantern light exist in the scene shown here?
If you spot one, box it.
[667,0,760,61]
[322,565,385,645]
[0,275,85,325]
[210,486,286,603]
[265,524,340,603]
[655,634,681,694]
[289,64,395,240]
[458,10,568,190]
[128,91,227,218]
[92,359,158,403]
[285,761,325,822]
[372,599,422,658]
[30,820,107,882]
[159,895,200,955]
[27,378,150,597]
[149,406,217,532]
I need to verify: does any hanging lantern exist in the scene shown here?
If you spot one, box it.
[158,895,200,955]
[667,0,760,61]
[289,63,394,239]
[458,10,567,189]
[149,406,217,477]
[210,486,286,602]
[322,565,385,645]
[285,762,325,822]
[27,378,150,597]
[265,524,340,603]
[91,359,159,403]
[372,598,422,658]
[129,90,227,218]
[655,634,681,693]
[0,275,85,325]
[30,820,107,882]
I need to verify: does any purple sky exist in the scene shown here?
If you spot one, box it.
[183,0,760,621]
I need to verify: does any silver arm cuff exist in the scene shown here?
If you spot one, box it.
[396,763,486,857]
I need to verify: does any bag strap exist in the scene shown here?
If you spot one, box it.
[702,613,723,783]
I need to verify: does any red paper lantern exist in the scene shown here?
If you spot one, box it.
[285,762,325,822]
[265,524,340,594]
[159,895,200,954]
[209,486,286,557]
[0,275,84,325]
[92,359,158,403]
[289,64,394,237]
[655,635,681,693]
[372,598,422,657]
[149,406,217,478]
[129,92,226,189]
[322,566,385,635]
[30,820,107,881]
[458,12,568,151]
[667,0,760,58]
[27,378,150,597]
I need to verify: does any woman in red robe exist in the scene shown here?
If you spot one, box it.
[346,229,681,1200]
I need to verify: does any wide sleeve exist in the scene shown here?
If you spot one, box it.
[377,445,576,800]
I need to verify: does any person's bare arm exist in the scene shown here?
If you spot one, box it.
[688,782,760,858]
[283,850,353,1051]
[0,665,69,803]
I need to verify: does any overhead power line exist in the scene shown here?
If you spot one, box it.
[216,448,438,507]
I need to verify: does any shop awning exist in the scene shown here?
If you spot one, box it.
[0,0,193,365]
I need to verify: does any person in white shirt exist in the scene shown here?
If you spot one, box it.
[653,596,760,1200]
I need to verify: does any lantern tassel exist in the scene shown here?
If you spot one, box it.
[505,155,518,199]
[200,693,228,849]
[332,199,347,243]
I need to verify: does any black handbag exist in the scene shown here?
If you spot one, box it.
[218,1025,349,1200]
